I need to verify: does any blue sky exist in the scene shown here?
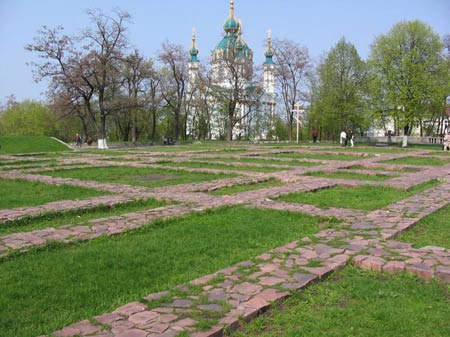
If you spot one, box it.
[0,0,448,104]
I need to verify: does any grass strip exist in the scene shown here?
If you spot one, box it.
[304,170,394,181]
[37,166,237,188]
[348,165,419,172]
[0,198,168,236]
[0,179,106,209]
[396,203,450,249]
[194,157,318,167]
[381,156,450,166]
[0,206,333,337]
[277,179,440,211]
[273,152,369,161]
[233,266,450,337]
[157,160,283,173]
[210,179,284,195]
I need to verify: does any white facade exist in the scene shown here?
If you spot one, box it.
[188,0,276,139]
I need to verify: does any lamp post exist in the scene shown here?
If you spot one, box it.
[292,103,302,143]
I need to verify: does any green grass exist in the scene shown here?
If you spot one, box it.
[157,160,283,173]
[273,152,369,161]
[82,149,142,156]
[0,206,333,337]
[0,179,106,209]
[277,180,440,211]
[210,179,284,195]
[195,157,318,167]
[348,165,419,172]
[0,136,71,154]
[0,159,51,166]
[382,156,450,166]
[314,145,407,154]
[37,166,237,188]
[233,267,450,337]
[0,198,167,236]
[396,204,450,249]
[304,170,394,181]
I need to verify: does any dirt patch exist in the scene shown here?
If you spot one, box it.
[137,174,174,181]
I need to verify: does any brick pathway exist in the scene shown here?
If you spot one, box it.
[1,147,449,337]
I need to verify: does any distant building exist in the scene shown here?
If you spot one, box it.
[187,0,276,139]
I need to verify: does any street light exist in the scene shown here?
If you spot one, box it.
[292,103,302,143]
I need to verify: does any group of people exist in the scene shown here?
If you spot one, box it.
[311,129,355,147]
[74,134,93,148]
[340,130,355,147]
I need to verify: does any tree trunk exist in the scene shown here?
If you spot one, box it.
[151,109,157,139]
[131,110,137,143]
[227,109,234,141]
[287,116,293,141]
[174,107,180,140]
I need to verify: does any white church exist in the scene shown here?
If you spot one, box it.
[186,0,276,140]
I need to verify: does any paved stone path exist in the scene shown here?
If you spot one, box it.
[1,147,449,337]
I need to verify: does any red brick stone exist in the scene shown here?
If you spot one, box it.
[174,317,197,328]
[190,325,223,337]
[128,311,159,325]
[115,329,149,337]
[219,315,240,330]
[352,255,368,267]
[435,266,450,283]
[383,261,405,274]
[71,320,103,335]
[158,314,178,323]
[110,320,136,334]
[146,322,169,334]
[231,282,263,296]
[301,266,333,278]
[242,296,270,311]
[258,288,290,302]
[406,264,434,281]
[94,313,122,325]
[113,302,146,316]
[53,327,80,337]
[259,276,285,286]
[360,257,385,272]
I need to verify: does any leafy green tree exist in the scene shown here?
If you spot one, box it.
[369,20,444,136]
[310,38,369,139]
[0,100,56,136]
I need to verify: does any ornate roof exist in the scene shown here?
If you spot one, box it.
[213,1,252,60]
[189,28,199,62]
[264,29,274,64]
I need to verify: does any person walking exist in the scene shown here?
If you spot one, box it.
[349,130,355,147]
[312,129,318,143]
[75,133,82,148]
[443,132,450,151]
[340,130,347,147]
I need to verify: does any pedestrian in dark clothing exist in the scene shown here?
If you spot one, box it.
[312,129,318,143]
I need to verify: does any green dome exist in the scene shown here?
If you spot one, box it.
[264,48,274,64]
[190,46,199,62]
[264,30,274,64]
[214,34,251,58]
[223,16,240,33]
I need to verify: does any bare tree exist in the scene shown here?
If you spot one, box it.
[26,26,97,141]
[120,49,154,142]
[81,9,131,147]
[158,42,188,140]
[273,39,311,141]
[27,9,131,148]
[143,64,163,140]
[211,47,263,141]
[189,67,216,139]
